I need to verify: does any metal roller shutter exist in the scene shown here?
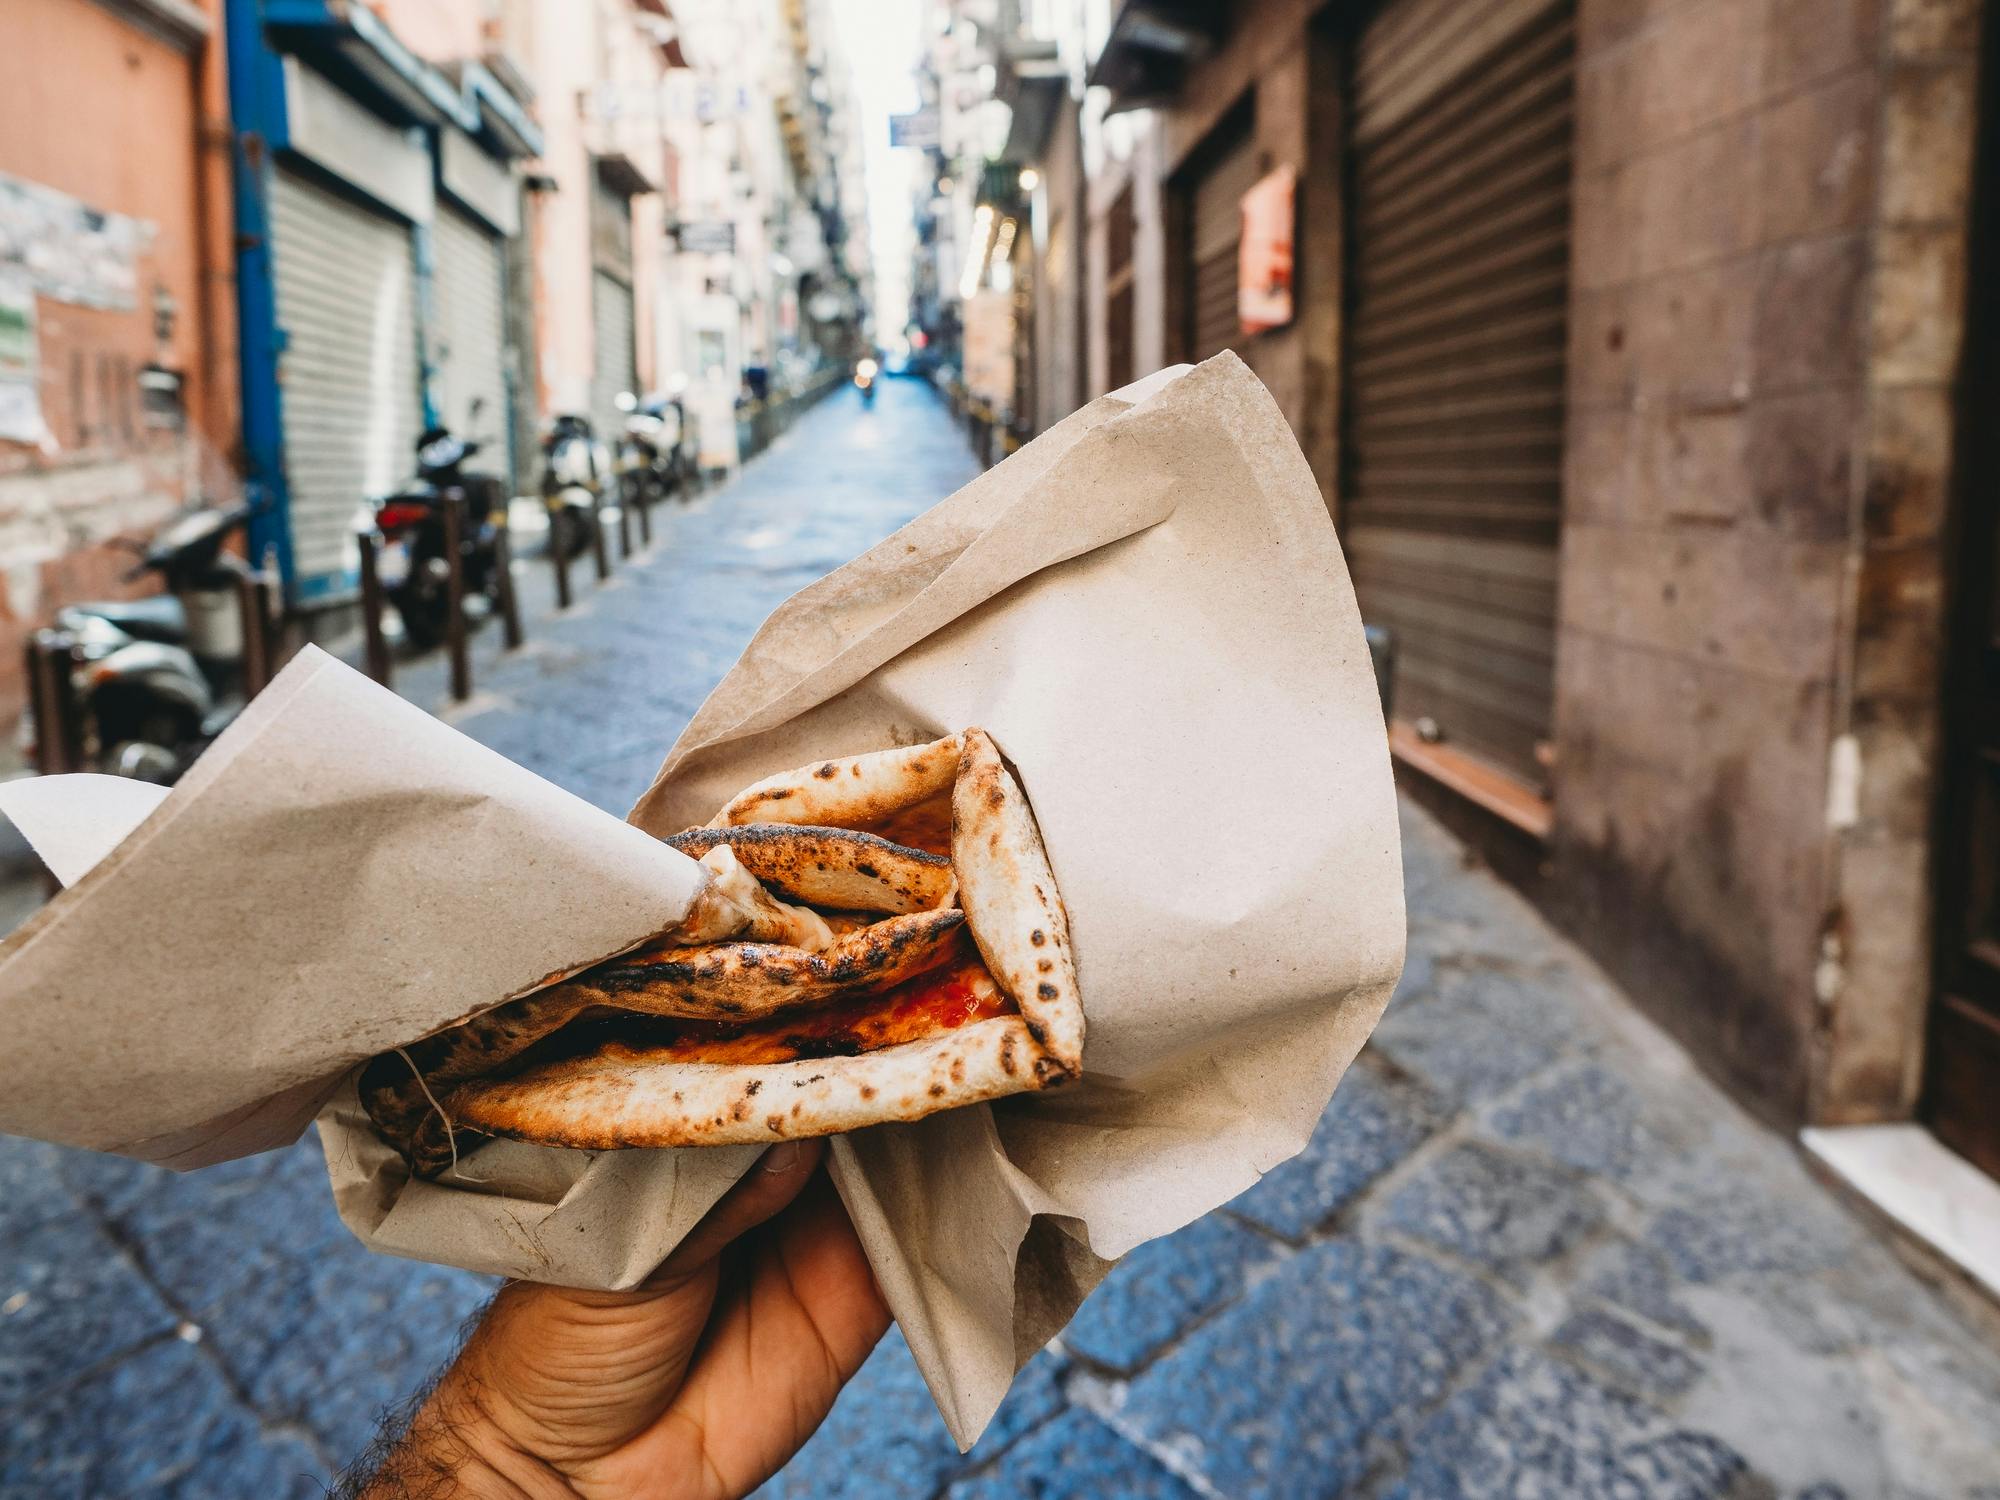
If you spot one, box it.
[432,202,511,468]
[591,270,638,438]
[1342,0,1574,788]
[270,167,423,600]
[1041,209,1071,428]
[1011,229,1035,424]
[1186,127,1259,362]
[1106,184,1136,392]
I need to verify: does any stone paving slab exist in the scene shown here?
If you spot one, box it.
[4,381,2000,1496]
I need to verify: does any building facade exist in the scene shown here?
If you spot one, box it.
[936,0,1999,1181]
[0,0,237,736]
[225,0,543,606]
[659,0,871,466]
[0,0,868,741]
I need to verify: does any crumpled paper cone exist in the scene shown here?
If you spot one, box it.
[0,353,1402,1449]
[625,353,1405,1442]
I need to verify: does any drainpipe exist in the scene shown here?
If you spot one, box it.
[222,0,298,594]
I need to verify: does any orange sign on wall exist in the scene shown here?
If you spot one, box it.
[1238,165,1296,336]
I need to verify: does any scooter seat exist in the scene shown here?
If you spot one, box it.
[69,595,188,644]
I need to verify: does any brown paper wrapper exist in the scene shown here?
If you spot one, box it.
[0,354,1403,1447]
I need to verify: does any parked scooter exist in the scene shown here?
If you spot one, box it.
[540,413,605,559]
[614,390,701,515]
[49,499,261,782]
[854,356,879,407]
[664,388,702,496]
[365,403,504,651]
[612,392,665,522]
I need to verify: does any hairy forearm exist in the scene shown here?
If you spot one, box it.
[341,1372,575,1500]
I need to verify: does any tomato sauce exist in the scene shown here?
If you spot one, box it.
[555,953,1013,1068]
[862,795,953,856]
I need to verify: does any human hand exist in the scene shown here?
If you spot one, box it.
[350,1140,890,1499]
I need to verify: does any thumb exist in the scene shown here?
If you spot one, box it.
[454,1141,830,1468]
[650,1139,828,1283]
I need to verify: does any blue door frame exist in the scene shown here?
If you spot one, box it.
[222,0,296,592]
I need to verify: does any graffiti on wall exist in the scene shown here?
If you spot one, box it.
[0,172,156,312]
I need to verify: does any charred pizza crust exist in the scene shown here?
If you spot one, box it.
[364,728,1084,1169]
[666,824,955,914]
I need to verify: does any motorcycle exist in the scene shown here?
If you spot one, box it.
[365,406,504,651]
[47,499,261,782]
[615,391,700,516]
[666,395,701,497]
[646,391,700,499]
[612,392,666,524]
[854,356,879,407]
[540,413,605,559]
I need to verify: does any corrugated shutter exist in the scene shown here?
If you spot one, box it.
[432,202,511,470]
[1041,209,1071,429]
[1011,229,1035,423]
[591,270,638,437]
[1187,128,1259,362]
[1343,0,1574,787]
[1106,184,1136,392]
[270,167,422,600]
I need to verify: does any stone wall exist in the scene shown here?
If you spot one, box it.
[1097,0,1986,1132]
[1819,0,1985,1121]
[1551,0,1984,1124]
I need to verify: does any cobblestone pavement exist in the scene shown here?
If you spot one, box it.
[4,380,2000,1496]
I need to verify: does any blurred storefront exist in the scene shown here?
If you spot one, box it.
[0,0,238,737]
[226,0,542,606]
[0,0,868,724]
[925,0,2000,1193]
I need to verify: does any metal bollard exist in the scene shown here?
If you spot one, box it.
[356,528,392,688]
[494,507,524,650]
[253,569,284,681]
[233,567,270,699]
[551,506,574,611]
[24,629,83,775]
[590,495,612,583]
[616,478,634,559]
[634,476,653,547]
[443,495,471,702]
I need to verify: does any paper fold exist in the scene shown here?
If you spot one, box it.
[626,354,1406,1444]
[0,646,707,1166]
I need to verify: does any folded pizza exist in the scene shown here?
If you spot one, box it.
[360,729,1083,1176]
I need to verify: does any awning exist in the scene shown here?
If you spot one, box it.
[595,152,656,199]
[262,0,545,157]
[458,61,544,158]
[263,0,471,128]
[1084,0,1228,113]
[999,40,1068,164]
